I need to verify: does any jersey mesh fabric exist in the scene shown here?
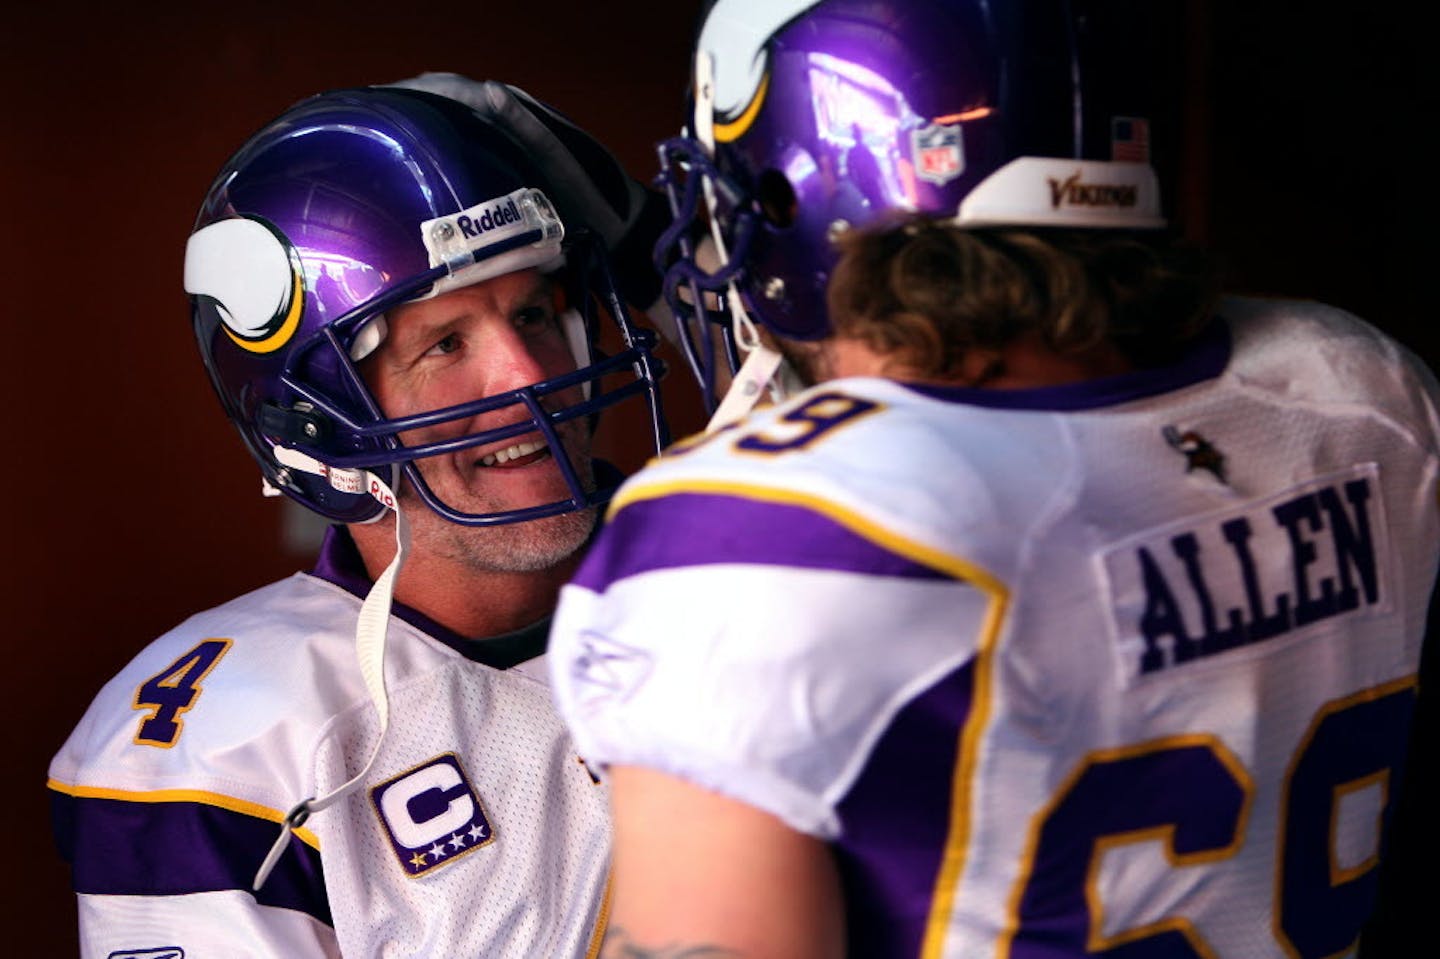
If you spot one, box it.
[551,297,1440,958]
[50,565,610,958]
[314,642,609,958]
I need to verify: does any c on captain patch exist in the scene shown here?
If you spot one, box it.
[370,753,494,877]
[1099,463,1391,685]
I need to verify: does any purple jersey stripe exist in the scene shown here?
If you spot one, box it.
[903,317,1231,412]
[572,492,956,592]
[832,659,976,957]
[50,789,331,926]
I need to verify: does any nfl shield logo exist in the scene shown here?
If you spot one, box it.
[912,123,964,185]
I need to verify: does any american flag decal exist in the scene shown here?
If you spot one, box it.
[1111,117,1150,163]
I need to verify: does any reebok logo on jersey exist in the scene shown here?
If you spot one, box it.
[569,631,652,712]
[1101,464,1389,683]
[371,753,493,878]
[108,949,184,959]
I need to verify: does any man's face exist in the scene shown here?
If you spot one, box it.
[361,268,597,573]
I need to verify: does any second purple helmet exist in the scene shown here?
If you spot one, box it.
[655,0,1185,408]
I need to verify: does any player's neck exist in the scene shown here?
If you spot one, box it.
[827,332,1133,388]
[402,552,574,638]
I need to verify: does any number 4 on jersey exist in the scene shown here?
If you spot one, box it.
[131,638,233,747]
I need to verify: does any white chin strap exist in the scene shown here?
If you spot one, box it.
[706,332,787,433]
[253,447,411,891]
[693,49,795,434]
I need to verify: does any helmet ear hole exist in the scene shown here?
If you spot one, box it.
[757,169,798,228]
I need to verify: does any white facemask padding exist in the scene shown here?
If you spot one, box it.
[349,314,389,361]
[559,307,591,400]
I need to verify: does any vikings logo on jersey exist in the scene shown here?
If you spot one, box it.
[183,216,307,354]
[1163,424,1227,483]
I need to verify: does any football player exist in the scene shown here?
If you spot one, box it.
[547,1,1440,956]
[48,81,668,956]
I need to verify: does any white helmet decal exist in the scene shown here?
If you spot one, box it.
[698,0,823,125]
[184,217,303,354]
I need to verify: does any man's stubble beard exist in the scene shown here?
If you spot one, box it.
[427,503,598,574]
[403,431,600,574]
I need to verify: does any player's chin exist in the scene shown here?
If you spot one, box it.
[467,500,598,573]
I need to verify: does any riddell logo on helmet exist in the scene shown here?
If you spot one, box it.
[1047,172,1138,210]
[456,199,523,238]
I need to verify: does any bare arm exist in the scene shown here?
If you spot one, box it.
[599,766,846,959]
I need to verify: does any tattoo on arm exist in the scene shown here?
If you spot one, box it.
[600,926,743,959]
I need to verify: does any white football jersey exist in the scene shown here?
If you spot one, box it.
[550,298,1440,958]
[49,530,609,958]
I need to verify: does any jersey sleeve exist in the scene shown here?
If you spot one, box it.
[73,888,340,958]
[46,584,344,957]
[50,746,337,957]
[550,482,1001,839]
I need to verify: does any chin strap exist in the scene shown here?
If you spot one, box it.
[253,448,411,891]
[706,342,786,432]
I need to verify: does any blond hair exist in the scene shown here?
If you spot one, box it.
[825,214,1218,378]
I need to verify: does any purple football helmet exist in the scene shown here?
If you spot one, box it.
[186,87,668,526]
[655,0,1184,410]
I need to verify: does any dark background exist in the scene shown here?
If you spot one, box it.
[4,3,1432,954]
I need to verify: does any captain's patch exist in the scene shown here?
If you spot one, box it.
[371,753,493,877]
